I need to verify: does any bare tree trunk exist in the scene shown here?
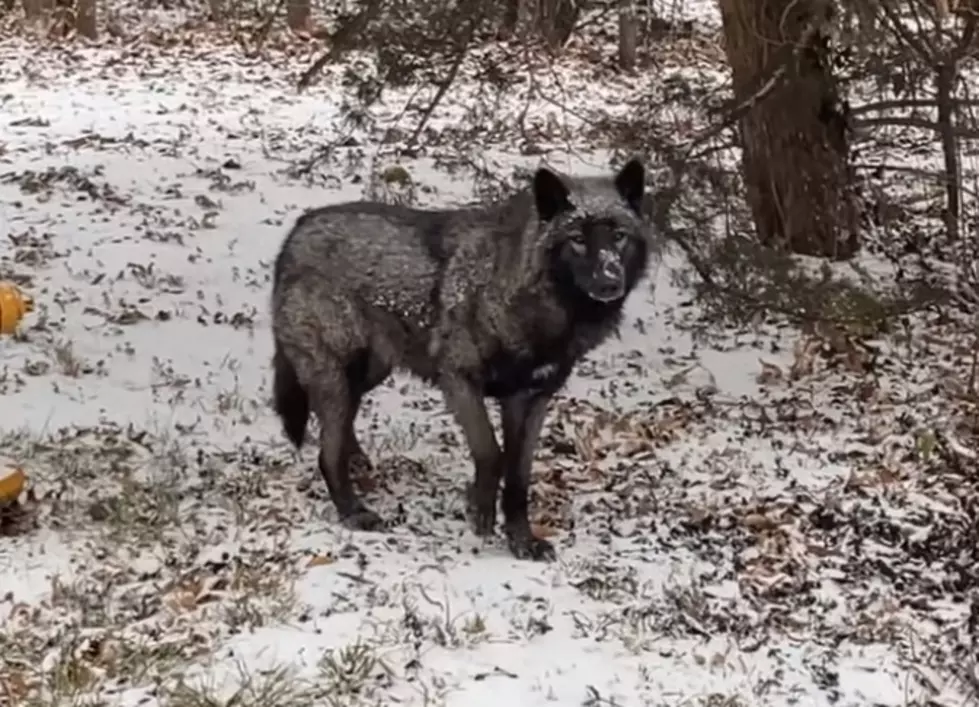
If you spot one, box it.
[500,0,535,38]
[45,0,73,35]
[75,0,96,38]
[517,0,536,35]
[22,0,48,21]
[286,0,309,31]
[500,0,519,38]
[618,0,637,70]
[718,0,858,260]
[935,62,961,240]
[538,0,578,50]
[207,0,225,22]
[501,0,576,46]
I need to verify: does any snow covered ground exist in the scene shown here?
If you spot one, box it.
[1,3,978,706]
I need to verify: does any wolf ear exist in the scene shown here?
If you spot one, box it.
[614,157,645,214]
[533,167,572,222]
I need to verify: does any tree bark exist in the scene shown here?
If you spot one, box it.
[50,0,72,36]
[207,0,224,22]
[22,0,50,22]
[935,62,961,240]
[618,0,637,70]
[538,0,578,49]
[518,0,535,29]
[500,0,517,37]
[500,0,578,47]
[286,0,309,31]
[75,0,96,38]
[718,0,858,260]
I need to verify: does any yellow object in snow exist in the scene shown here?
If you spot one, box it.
[0,282,34,335]
[0,466,26,506]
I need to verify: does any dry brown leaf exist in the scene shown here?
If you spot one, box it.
[664,365,693,389]
[688,506,713,525]
[573,429,594,463]
[790,336,819,379]
[307,554,335,568]
[876,465,901,486]
[1,670,29,701]
[855,379,878,402]
[165,590,198,613]
[531,523,558,538]
[610,415,632,435]
[757,359,784,385]
[742,513,779,532]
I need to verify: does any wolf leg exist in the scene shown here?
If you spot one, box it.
[345,351,391,477]
[441,377,502,537]
[311,367,383,531]
[500,393,556,561]
[347,428,372,475]
[272,342,309,448]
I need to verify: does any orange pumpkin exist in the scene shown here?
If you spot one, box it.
[0,466,26,506]
[0,282,34,335]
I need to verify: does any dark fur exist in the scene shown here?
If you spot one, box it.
[270,159,657,561]
[272,345,308,448]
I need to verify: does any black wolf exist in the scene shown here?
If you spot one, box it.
[271,158,656,561]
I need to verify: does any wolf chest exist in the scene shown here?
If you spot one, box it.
[481,344,570,398]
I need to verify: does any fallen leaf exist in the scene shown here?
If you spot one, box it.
[1,669,29,701]
[307,554,335,568]
[164,590,198,613]
[531,523,558,538]
[664,365,693,389]
[790,336,819,379]
[742,513,779,531]
[757,359,783,385]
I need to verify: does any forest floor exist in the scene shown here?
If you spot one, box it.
[1,1,978,705]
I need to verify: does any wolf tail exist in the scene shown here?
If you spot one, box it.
[272,341,309,448]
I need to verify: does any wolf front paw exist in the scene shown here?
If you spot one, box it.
[506,528,557,562]
[466,482,497,537]
[339,506,384,531]
[469,506,497,537]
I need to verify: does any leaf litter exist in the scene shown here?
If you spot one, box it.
[1,2,979,706]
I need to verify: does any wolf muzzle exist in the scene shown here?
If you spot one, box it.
[590,250,626,302]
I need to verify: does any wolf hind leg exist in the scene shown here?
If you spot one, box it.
[345,349,392,477]
[272,342,309,448]
[310,359,384,531]
[347,427,372,475]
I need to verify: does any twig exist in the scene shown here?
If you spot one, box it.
[850,97,979,116]
[405,21,476,151]
[297,0,384,93]
[245,0,286,58]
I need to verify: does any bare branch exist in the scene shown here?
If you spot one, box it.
[950,13,978,60]
[850,97,979,115]
[404,20,477,151]
[297,0,385,93]
[878,0,937,60]
[853,115,979,138]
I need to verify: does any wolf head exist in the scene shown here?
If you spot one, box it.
[533,158,649,307]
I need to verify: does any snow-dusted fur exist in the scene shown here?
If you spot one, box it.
[271,159,656,560]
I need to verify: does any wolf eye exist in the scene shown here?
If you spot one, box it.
[614,230,630,246]
[569,234,587,250]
